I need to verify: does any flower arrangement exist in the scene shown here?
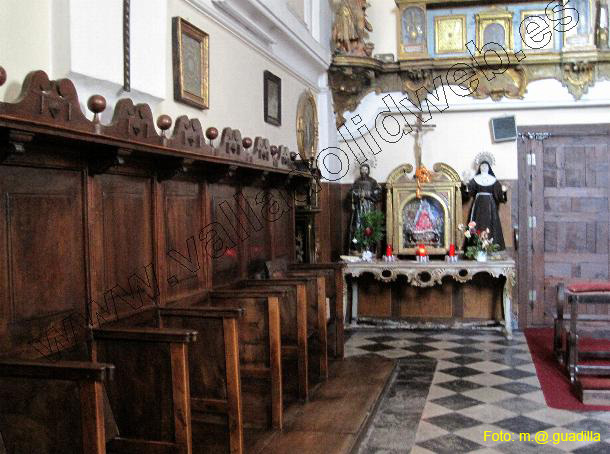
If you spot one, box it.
[459,221,500,260]
[353,210,385,251]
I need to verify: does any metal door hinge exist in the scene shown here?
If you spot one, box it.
[528,289,537,308]
[528,216,537,229]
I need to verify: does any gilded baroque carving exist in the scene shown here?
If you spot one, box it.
[561,62,595,99]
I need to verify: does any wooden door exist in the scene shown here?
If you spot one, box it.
[519,125,610,326]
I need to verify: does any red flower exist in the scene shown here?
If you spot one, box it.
[364,227,373,237]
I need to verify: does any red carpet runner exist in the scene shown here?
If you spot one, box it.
[524,328,610,411]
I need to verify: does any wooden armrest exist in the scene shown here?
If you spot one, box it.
[210,289,289,299]
[92,327,197,343]
[159,307,243,319]
[243,278,313,285]
[289,263,343,271]
[0,359,114,382]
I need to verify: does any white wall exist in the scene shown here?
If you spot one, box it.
[0,0,333,154]
[334,78,610,183]
[0,0,52,102]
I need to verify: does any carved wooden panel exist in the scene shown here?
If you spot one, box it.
[162,179,206,302]
[89,174,155,319]
[242,185,270,276]
[0,166,86,353]
[271,188,294,260]
[209,183,241,285]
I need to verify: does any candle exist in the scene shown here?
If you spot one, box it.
[386,244,393,257]
[449,244,455,257]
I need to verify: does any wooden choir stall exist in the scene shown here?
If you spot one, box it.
[0,67,351,454]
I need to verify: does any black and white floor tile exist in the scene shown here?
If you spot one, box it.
[351,328,610,454]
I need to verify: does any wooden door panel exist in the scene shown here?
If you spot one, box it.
[526,125,610,325]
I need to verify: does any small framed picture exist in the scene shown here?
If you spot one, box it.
[264,71,281,126]
[172,17,209,109]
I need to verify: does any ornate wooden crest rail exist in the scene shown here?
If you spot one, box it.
[0,66,311,182]
[342,258,516,338]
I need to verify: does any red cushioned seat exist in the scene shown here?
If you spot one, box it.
[567,281,610,293]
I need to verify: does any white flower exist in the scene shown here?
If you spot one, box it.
[464,230,471,239]
[352,238,358,244]
[458,224,465,231]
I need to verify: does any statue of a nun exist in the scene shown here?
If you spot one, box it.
[464,153,507,250]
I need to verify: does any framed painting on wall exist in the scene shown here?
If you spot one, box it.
[264,70,282,126]
[172,17,209,109]
[520,10,555,52]
[435,15,467,54]
[476,9,514,52]
[397,2,428,59]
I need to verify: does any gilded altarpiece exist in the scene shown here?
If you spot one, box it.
[386,163,463,255]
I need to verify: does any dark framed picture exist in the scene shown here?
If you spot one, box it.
[172,17,209,109]
[264,71,281,126]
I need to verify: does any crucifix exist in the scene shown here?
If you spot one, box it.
[408,116,436,169]
[406,117,436,198]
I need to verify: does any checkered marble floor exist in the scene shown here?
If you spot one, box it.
[349,328,610,454]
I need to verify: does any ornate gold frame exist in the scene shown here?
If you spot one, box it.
[296,90,319,161]
[435,15,467,54]
[475,9,514,52]
[396,2,428,60]
[562,0,596,51]
[172,17,209,110]
[386,163,463,255]
[520,9,555,52]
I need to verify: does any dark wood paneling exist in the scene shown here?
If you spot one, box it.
[0,166,86,354]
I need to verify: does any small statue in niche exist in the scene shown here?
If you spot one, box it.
[348,163,382,252]
[463,153,507,250]
[332,0,374,56]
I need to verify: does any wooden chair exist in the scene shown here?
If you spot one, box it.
[156,306,244,454]
[0,359,115,454]
[196,291,283,430]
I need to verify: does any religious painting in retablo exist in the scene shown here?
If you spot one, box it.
[401,196,446,248]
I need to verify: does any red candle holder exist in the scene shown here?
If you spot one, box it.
[449,244,455,257]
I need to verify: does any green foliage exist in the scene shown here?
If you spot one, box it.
[353,210,385,250]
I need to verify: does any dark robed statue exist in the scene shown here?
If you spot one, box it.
[464,160,507,250]
[348,163,381,252]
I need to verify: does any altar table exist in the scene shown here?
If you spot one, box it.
[342,259,517,339]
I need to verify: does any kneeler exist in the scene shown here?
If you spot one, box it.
[233,276,328,384]
[155,306,244,454]
[268,258,345,358]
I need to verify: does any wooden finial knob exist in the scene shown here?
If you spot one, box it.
[206,127,219,141]
[0,66,6,87]
[156,114,172,132]
[242,137,253,149]
[290,151,298,161]
[270,145,278,156]
[87,95,107,115]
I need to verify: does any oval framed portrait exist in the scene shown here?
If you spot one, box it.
[296,90,319,161]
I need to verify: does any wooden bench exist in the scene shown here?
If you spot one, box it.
[553,282,610,370]
[156,306,244,454]
[0,359,115,454]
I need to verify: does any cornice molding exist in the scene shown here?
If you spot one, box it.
[183,0,331,89]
